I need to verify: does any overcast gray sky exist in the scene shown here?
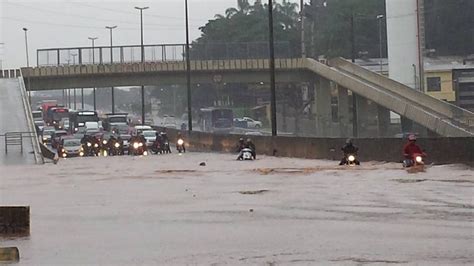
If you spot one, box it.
[1,0,299,68]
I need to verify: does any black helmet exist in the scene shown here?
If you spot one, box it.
[346,138,353,144]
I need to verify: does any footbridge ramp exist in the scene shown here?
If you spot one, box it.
[308,58,474,137]
[0,73,43,165]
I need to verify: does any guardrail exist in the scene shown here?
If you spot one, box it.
[36,42,296,66]
[0,69,21,78]
[0,132,36,154]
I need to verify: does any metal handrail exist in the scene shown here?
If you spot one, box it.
[1,131,37,154]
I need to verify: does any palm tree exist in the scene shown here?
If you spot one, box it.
[276,0,299,30]
[225,0,252,18]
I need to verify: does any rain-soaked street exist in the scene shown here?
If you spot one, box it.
[1,152,473,265]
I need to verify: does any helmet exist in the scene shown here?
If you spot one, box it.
[239,137,244,142]
[345,138,352,144]
[246,138,252,143]
[408,134,416,141]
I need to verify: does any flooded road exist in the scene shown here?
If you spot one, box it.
[1,152,473,265]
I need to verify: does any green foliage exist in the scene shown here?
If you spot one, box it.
[194,0,472,60]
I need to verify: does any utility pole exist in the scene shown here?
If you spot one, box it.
[350,13,358,138]
[22,28,30,67]
[106,25,117,114]
[135,6,149,125]
[377,15,384,74]
[300,0,306,58]
[185,0,193,131]
[268,0,277,136]
[88,37,98,111]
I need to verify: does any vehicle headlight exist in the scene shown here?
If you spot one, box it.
[102,140,107,145]
[177,139,184,145]
[62,153,67,158]
[348,155,355,162]
[79,151,84,157]
[43,137,47,141]
[74,128,78,132]
[138,142,143,147]
[94,143,99,148]
[143,151,148,156]
[61,148,65,152]
[133,142,139,149]
[415,156,423,163]
[115,143,120,148]
[53,121,57,124]
[87,142,92,147]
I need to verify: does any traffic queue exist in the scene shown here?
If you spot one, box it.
[33,106,185,159]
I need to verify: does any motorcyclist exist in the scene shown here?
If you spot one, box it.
[339,138,360,165]
[236,137,245,153]
[81,134,96,156]
[176,132,186,153]
[160,131,171,153]
[403,134,425,167]
[237,138,256,160]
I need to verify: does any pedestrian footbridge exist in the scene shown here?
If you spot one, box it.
[21,56,474,137]
[0,71,43,165]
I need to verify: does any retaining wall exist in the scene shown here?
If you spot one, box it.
[163,128,474,165]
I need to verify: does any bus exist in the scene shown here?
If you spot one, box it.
[46,106,69,127]
[199,107,234,134]
[69,111,99,132]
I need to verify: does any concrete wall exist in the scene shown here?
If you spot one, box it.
[165,129,474,165]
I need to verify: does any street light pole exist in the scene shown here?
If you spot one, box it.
[185,0,193,131]
[106,25,117,114]
[71,53,77,65]
[377,15,384,74]
[135,6,149,125]
[268,0,277,136]
[300,0,306,58]
[22,28,30,67]
[88,37,98,111]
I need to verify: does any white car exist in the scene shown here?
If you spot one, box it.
[134,125,153,135]
[142,130,157,147]
[242,117,263,128]
[161,116,177,129]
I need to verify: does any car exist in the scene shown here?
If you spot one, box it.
[134,125,153,135]
[244,131,264,136]
[111,124,130,135]
[51,130,69,149]
[34,120,45,132]
[162,116,177,129]
[242,117,263,128]
[142,130,157,147]
[58,138,84,158]
[41,128,55,144]
[233,118,248,128]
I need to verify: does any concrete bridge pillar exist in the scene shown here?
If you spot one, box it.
[356,95,370,137]
[337,85,350,137]
[315,77,332,136]
[377,105,391,137]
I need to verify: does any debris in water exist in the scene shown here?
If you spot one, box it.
[199,162,206,166]
[239,190,270,195]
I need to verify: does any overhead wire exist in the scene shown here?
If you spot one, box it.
[3,2,202,29]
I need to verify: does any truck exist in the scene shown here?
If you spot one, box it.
[69,111,99,133]
[102,113,128,132]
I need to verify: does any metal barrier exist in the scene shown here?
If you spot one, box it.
[36,42,296,66]
[1,132,36,154]
[0,69,21,78]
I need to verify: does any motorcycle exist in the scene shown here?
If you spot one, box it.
[109,140,123,156]
[240,148,254,161]
[83,141,99,156]
[343,154,359,166]
[161,140,171,154]
[151,140,162,154]
[403,153,426,172]
[129,140,148,156]
[176,138,185,153]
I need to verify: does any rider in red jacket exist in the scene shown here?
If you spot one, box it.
[403,134,423,158]
[403,134,426,167]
